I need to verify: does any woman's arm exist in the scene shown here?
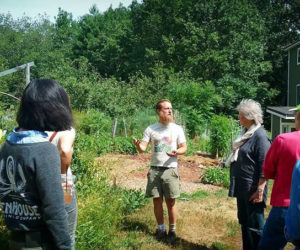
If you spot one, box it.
[58,131,75,174]
[249,177,267,203]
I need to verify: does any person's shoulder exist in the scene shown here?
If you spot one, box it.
[148,123,160,130]
[59,128,75,137]
[274,131,300,142]
[255,127,268,137]
[253,127,270,144]
[170,122,183,129]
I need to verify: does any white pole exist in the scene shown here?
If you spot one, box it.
[26,63,30,85]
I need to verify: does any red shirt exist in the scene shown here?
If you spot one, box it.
[263,131,300,207]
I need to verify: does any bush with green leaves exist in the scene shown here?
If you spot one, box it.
[200,166,230,188]
[210,115,234,158]
[110,136,137,154]
[121,189,146,214]
[0,107,17,134]
[166,77,218,138]
[76,109,112,136]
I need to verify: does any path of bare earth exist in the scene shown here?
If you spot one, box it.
[96,153,222,194]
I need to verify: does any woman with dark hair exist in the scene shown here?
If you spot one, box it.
[0,79,72,249]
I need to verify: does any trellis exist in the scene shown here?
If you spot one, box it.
[0,62,35,100]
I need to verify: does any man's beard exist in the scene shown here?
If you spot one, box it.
[161,114,173,123]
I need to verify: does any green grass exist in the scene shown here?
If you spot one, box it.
[180,190,210,199]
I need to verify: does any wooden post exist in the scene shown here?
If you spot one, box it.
[26,63,30,85]
[111,118,118,137]
[230,118,233,150]
[0,62,34,78]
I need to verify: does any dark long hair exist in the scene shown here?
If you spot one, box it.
[17,79,73,131]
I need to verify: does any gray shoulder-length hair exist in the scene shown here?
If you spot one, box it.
[237,99,263,124]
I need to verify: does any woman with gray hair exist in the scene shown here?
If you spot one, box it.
[226,99,271,250]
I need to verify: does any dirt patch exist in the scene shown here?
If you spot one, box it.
[96,153,221,194]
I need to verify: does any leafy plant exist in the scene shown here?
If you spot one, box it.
[200,166,230,188]
[121,189,146,214]
[210,115,234,158]
[0,107,17,134]
[76,109,112,136]
[111,137,137,154]
[167,78,218,138]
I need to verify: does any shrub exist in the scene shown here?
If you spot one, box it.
[111,137,137,154]
[0,107,17,136]
[200,166,230,188]
[166,78,218,138]
[210,115,232,157]
[76,109,112,136]
[121,189,146,214]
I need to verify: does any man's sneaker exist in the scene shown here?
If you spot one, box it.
[154,229,167,242]
[167,231,177,244]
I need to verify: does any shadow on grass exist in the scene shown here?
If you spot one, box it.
[122,219,151,234]
[173,238,211,249]
[123,219,222,250]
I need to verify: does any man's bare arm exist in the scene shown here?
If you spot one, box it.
[133,138,148,153]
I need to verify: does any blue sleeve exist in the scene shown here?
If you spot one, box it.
[286,159,300,241]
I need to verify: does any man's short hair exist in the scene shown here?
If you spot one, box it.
[17,79,73,131]
[155,99,172,111]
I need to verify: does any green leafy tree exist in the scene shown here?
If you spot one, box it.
[73,6,132,79]
[167,75,218,138]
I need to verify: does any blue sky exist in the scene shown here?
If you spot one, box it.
[1,0,139,22]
